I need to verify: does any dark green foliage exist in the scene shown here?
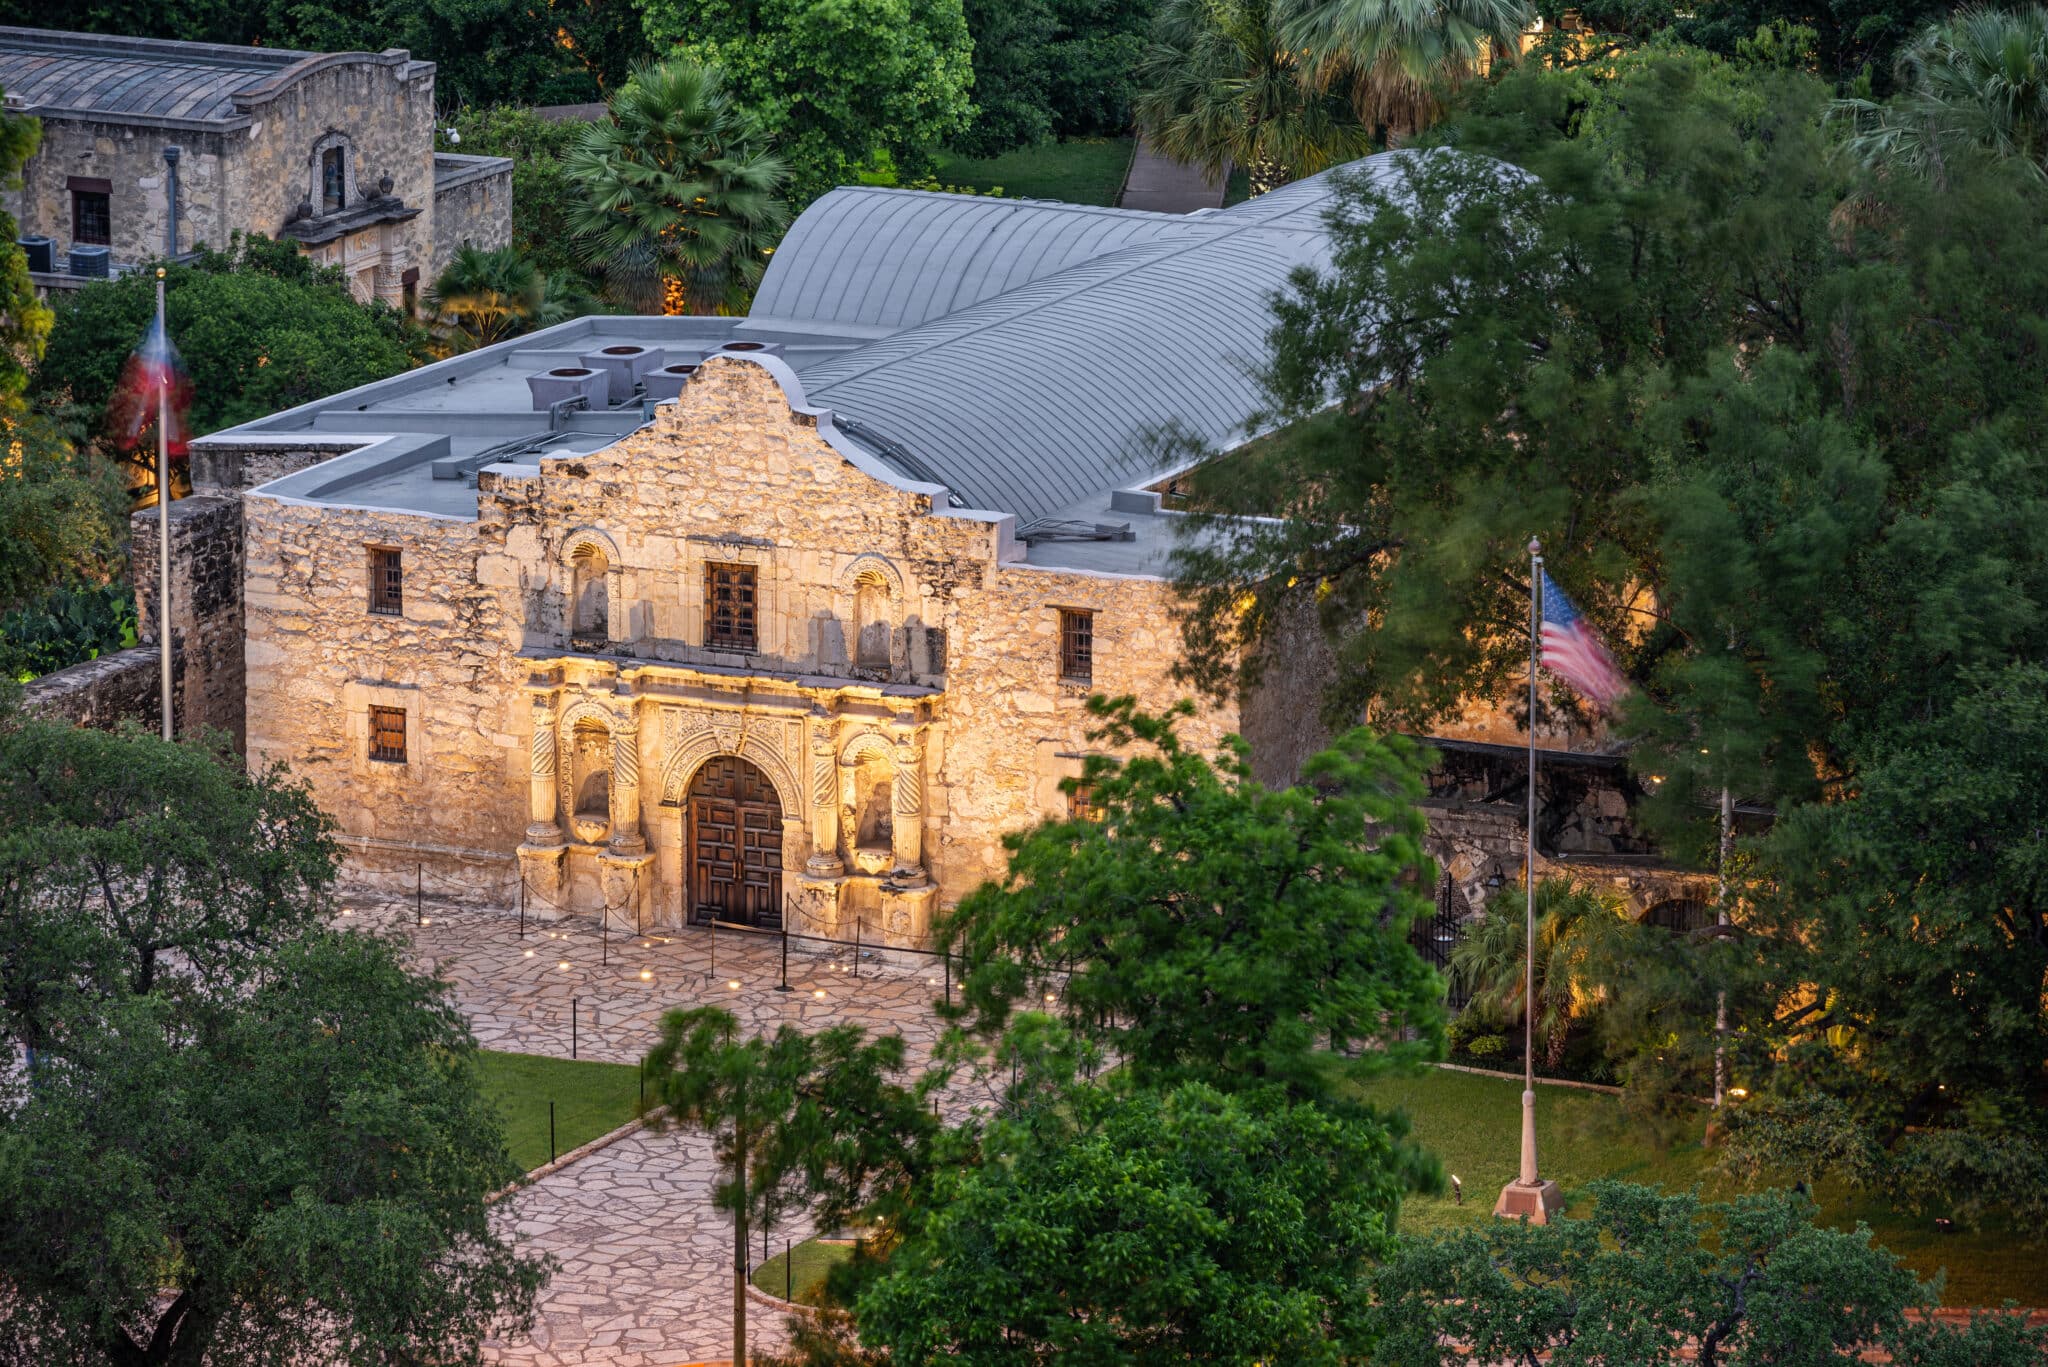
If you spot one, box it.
[31,235,417,465]
[940,698,1448,1102]
[0,581,135,681]
[853,1080,1405,1366]
[0,87,48,399]
[956,0,1159,155]
[0,0,650,107]
[636,0,975,202]
[442,109,594,281]
[955,0,1058,155]
[0,413,126,620]
[0,707,547,1363]
[1367,1181,2048,1367]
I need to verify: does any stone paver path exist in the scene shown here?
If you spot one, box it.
[344,894,962,1366]
[1118,135,1228,213]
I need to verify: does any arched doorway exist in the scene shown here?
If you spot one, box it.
[686,756,783,928]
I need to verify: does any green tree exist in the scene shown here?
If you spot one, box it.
[0,931,551,1366]
[428,244,597,352]
[0,413,125,618]
[31,235,417,472]
[1836,5,2048,183]
[0,87,48,401]
[1448,878,1629,1070]
[634,0,975,201]
[0,705,338,1055]
[1042,0,1163,138]
[1278,0,1534,136]
[1366,1181,2046,1366]
[956,0,1058,155]
[644,1006,934,1367]
[852,1078,1407,1366]
[565,59,791,314]
[941,698,1447,1103]
[1135,0,1373,193]
[442,108,595,281]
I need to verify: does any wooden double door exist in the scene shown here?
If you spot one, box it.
[686,756,784,928]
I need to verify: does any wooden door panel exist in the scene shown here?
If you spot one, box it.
[686,758,783,928]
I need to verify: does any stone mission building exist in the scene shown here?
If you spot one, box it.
[0,24,510,303]
[179,155,1705,949]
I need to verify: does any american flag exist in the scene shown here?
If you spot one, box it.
[109,312,191,460]
[1539,568,1628,709]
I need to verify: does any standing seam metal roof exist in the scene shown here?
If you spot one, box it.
[783,155,1406,524]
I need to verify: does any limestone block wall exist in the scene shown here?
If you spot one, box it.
[132,495,245,747]
[23,643,182,734]
[8,119,231,262]
[430,154,514,277]
[227,54,438,273]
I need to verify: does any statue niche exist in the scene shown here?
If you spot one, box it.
[569,719,612,843]
[570,543,609,642]
[852,570,891,670]
[842,748,895,875]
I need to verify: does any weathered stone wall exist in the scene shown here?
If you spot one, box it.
[132,495,245,747]
[241,358,1237,941]
[7,119,231,263]
[22,643,181,734]
[189,436,373,495]
[430,154,514,277]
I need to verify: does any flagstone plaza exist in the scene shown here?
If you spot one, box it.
[343,892,958,1366]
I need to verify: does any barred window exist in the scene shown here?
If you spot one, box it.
[704,563,758,651]
[1065,778,1102,823]
[1058,609,1093,683]
[72,189,111,246]
[368,706,406,763]
[368,547,403,616]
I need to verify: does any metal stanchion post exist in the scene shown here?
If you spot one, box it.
[572,997,579,1060]
[549,1100,556,1164]
[519,878,526,939]
[602,909,609,967]
[854,918,861,980]
[777,917,791,992]
[709,917,716,981]
[944,948,951,1007]
[415,863,423,927]
[784,1239,791,1300]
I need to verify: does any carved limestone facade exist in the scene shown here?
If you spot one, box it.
[240,357,1232,945]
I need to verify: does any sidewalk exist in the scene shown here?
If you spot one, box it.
[1118,136,1228,213]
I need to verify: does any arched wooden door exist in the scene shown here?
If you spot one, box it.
[686,756,783,928]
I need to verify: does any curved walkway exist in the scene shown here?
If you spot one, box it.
[1118,136,1228,213]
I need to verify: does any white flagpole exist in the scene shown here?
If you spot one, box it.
[1521,537,1540,1186]
[1496,538,1559,1221]
[155,267,172,743]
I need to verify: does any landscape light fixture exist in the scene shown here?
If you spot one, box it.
[557,961,571,971]
[813,989,826,999]
[640,969,653,982]
[523,949,534,958]
[727,980,741,990]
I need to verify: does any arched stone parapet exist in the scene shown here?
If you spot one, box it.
[656,711,802,819]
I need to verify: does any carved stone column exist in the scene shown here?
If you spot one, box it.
[887,726,927,886]
[805,717,845,877]
[525,695,564,845]
[607,713,646,855]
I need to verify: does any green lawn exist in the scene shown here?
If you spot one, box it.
[475,1050,642,1173]
[1355,1068,2045,1307]
[930,138,1135,206]
[751,1238,854,1305]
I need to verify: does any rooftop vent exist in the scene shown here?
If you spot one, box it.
[715,340,782,359]
[525,366,606,413]
[578,343,666,403]
[643,362,699,403]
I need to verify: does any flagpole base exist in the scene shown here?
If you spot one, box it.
[1493,1177,1562,1224]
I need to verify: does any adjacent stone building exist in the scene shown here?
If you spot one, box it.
[190,155,1703,948]
[0,25,510,302]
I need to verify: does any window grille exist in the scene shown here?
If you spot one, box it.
[368,548,403,616]
[72,190,110,246]
[704,563,758,651]
[368,706,406,763]
[1058,609,1093,683]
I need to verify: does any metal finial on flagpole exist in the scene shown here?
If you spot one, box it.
[155,267,172,744]
[1497,535,1561,1223]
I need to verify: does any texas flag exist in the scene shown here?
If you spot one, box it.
[1538,568,1628,710]
[109,312,191,460]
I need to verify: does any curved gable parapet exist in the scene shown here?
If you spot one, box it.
[753,187,1214,336]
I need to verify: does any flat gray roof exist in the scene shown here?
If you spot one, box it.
[210,154,1410,572]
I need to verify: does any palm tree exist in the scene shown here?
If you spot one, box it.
[1836,6,2048,183]
[1136,0,1373,195]
[1448,877,1629,1070]
[565,59,790,315]
[1277,0,1535,138]
[426,246,599,354]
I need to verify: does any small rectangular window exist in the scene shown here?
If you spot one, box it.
[1066,779,1102,823]
[368,706,406,763]
[1059,608,1093,684]
[368,547,403,616]
[72,190,110,246]
[704,563,757,651]
[321,147,346,213]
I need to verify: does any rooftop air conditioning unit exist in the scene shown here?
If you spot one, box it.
[525,366,607,413]
[642,362,699,403]
[68,244,111,278]
[578,342,666,403]
[17,236,53,273]
[714,339,782,360]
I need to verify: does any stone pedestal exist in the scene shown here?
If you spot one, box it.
[878,878,939,946]
[598,850,655,932]
[517,842,569,920]
[1493,1179,1563,1224]
[790,873,846,940]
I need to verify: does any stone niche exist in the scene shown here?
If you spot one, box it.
[567,717,612,843]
